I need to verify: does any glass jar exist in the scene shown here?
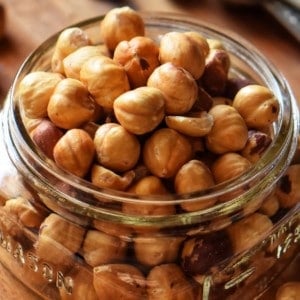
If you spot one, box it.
[0,12,299,300]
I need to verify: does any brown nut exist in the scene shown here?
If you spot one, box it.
[165,111,214,137]
[91,164,135,191]
[200,48,230,96]
[19,71,64,119]
[53,128,95,178]
[276,281,300,300]
[93,263,147,300]
[143,128,193,178]
[94,123,140,172]
[259,191,280,217]
[47,78,95,129]
[240,129,272,163]
[147,62,198,115]
[224,77,253,99]
[113,36,160,88]
[51,27,91,74]
[159,31,206,79]
[207,38,225,51]
[184,31,210,58]
[114,86,165,135]
[31,118,64,159]
[205,104,248,154]
[211,152,252,184]
[147,263,196,300]
[232,84,279,129]
[192,85,213,112]
[63,45,109,80]
[100,6,145,51]
[82,229,128,267]
[175,160,217,211]
[226,212,273,254]
[80,55,130,109]
[276,164,300,208]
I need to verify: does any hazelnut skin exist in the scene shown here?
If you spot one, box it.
[276,281,300,300]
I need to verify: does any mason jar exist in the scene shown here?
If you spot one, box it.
[0,11,299,300]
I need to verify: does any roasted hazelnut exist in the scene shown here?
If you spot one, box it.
[205,104,248,154]
[233,84,279,129]
[31,118,64,159]
[147,263,196,300]
[80,55,130,109]
[63,45,109,80]
[276,164,300,208]
[159,31,206,79]
[224,77,253,99]
[114,86,165,135]
[207,38,225,51]
[184,31,209,58]
[211,152,252,184]
[94,123,140,172]
[276,281,300,300]
[147,62,198,115]
[165,111,214,137]
[82,229,128,267]
[91,164,135,191]
[19,71,63,119]
[113,36,160,88]
[51,27,91,74]
[143,128,193,178]
[200,48,230,96]
[93,263,147,300]
[53,128,95,178]
[47,78,95,129]
[240,129,272,163]
[226,213,273,254]
[192,85,213,112]
[175,160,217,211]
[259,191,280,217]
[100,6,145,51]
[93,219,134,239]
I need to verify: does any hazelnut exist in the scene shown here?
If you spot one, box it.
[114,86,165,135]
[192,85,213,112]
[51,27,91,74]
[259,191,280,217]
[53,128,95,178]
[82,229,128,267]
[94,123,140,172]
[100,6,145,51]
[93,263,147,300]
[80,55,130,109]
[113,36,160,88]
[47,78,95,129]
[207,38,225,51]
[143,128,192,178]
[276,281,300,300]
[63,45,109,80]
[31,118,64,159]
[147,62,198,115]
[205,104,248,154]
[19,71,63,119]
[233,84,279,129]
[175,160,217,211]
[159,31,206,79]
[147,263,196,300]
[184,31,209,58]
[224,77,253,99]
[211,152,252,184]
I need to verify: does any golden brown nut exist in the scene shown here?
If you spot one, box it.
[114,86,165,135]
[165,111,214,137]
[91,164,135,191]
[100,6,145,51]
[53,128,95,177]
[233,84,279,129]
[159,31,206,79]
[82,229,128,267]
[276,281,300,300]
[211,152,252,184]
[207,38,225,51]
[47,78,95,129]
[184,31,209,58]
[51,27,91,73]
[147,263,196,300]
[205,104,248,154]
[80,55,130,109]
[143,128,193,178]
[19,71,64,119]
[147,62,198,115]
[113,36,160,88]
[63,45,109,80]
[93,263,147,300]
[175,160,217,211]
[259,191,280,217]
[94,123,140,172]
